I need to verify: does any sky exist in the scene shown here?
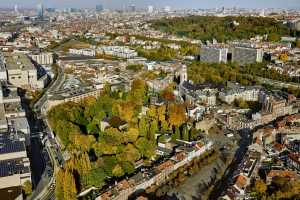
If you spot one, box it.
[1,0,299,9]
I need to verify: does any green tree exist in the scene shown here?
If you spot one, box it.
[22,180,32,197]
[172,126,181,141]
[138,117,148,137]
[123,128,139,143]
[268,33,280,42]
[182,126,189,141]
[117,144,141,162]
[135,137,155,159]
[149,120,158,141]
[85,168,106,188]
[112,164,125,177]
[121,161,135,175]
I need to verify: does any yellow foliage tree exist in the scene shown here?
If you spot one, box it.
[279,53,288,61]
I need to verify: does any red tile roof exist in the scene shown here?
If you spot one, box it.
[234,175,247,190]
[267,170,298,179]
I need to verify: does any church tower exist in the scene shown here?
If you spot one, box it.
[180,65,188,85]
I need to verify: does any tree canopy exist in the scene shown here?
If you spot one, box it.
[151,16,297,42]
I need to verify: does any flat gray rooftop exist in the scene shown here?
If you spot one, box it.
[4,53,35,71]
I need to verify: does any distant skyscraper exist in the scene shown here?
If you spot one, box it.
[37,3,44,19]
[148,5,154,13]
[14,5,19,13]
[96,4,103,12]
[129,4,136,12]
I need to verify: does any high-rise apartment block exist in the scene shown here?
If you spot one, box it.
[232,46,263,64]
[200,45,228,63]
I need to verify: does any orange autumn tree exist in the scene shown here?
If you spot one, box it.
[168,103,186,127]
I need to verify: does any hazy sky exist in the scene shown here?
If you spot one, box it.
[1,0,299,9]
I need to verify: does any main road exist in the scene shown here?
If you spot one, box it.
[253,76,300,89]
[29,62,65,200]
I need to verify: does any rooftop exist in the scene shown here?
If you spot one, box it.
[4,53,35,71]
[0,158,30,177]
[0,132,26,155]
[267,170,298,179]
[4,102,23,113]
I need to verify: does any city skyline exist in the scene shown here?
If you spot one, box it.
[0,0,299,9]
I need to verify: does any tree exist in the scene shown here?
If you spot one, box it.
[118,101,136,122]
[93,140,119,156]
[168,104,186,127]
[278,53,289,61]
[161,120,170,132]
[104,128,124,146]
[101,156,118,177]
[157,105,166,122]
[55,169,65,200]
[85,168,106,188]
[22,180,32,197]
[71,134,96,151]
[182,126,189,141]
[138,116,148,137]
[63,170,77,200]
[126,64,143,72]
[147,105,157,119]
[128,79,147,104]
[151,16,291,42]
[112,164,125,177]
[268,33,280,42]
[254,180,267,196]
[172,126,181,141]
[234,99,249,109]
[121,161,135,175]
[103,82,111,95]
[149,120,158,141]
[161,90,175,102]
[117,144,141,162]
[135,137,155,159]
[123,128,139,143]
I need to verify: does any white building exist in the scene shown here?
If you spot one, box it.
[30,52,54,65]
[69,48,96,57]
[98,46,138,59]
[219,87,260,104]
[0,53,7,81]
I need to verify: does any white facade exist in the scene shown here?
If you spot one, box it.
[98,46,138,59]
[220,88,260,104]
[69,48,96,57]
[30,53,53,65]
